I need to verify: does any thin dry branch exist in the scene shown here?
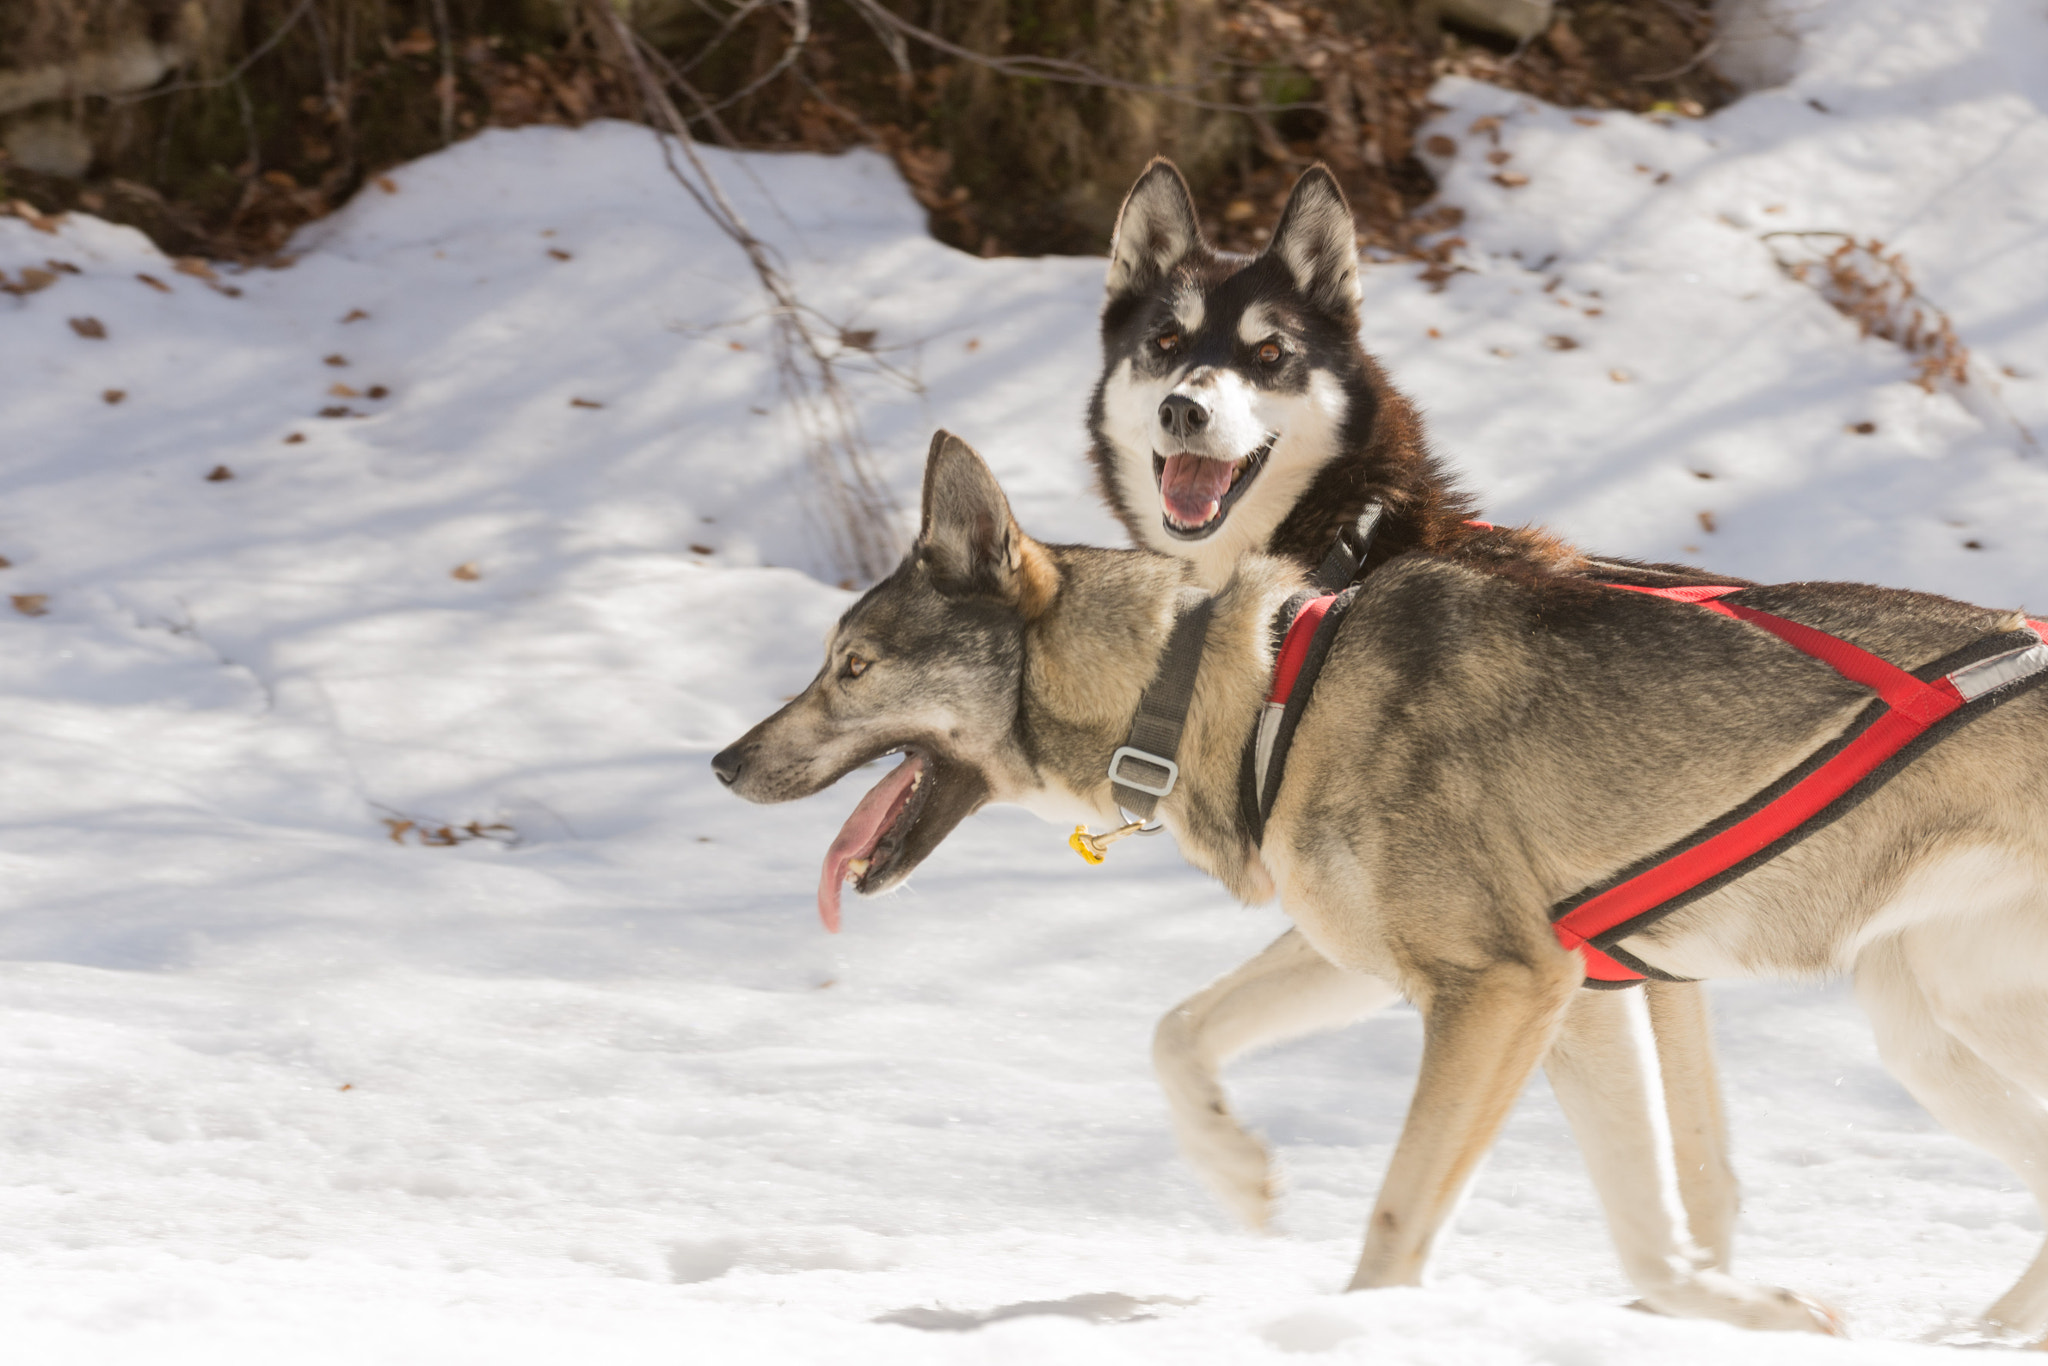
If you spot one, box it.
[582,0,903,581]
[836,0,1314,114]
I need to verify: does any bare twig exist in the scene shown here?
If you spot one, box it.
[111,0,321,103]
[836,0,1316,114]
[429,0,457,145]
[583,0,902,581]
[694,0,814,116]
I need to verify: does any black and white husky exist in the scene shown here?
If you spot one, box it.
[1089,159,1478,592]
[1089,159,1755,1277]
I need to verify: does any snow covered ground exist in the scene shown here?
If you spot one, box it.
[2,0,2046,1360]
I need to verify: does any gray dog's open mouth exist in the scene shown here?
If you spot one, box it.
[1154,435,1276,540]
[817,748,931,932]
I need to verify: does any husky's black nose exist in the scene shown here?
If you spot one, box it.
[710,743,747,787]
[1159,393,1210,442]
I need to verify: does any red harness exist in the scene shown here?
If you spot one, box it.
[1247,581,2048,988]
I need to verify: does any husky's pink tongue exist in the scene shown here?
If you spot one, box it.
[1160,454,1237,527]
[817,753,924,932]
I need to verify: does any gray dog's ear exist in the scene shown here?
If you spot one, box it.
[919,430,1022,595]
[1263,165,1361,315]
[917,431,1058,613]
[1106,159,1203,300]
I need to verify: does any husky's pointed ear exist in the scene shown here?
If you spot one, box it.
[917,431,1058,613]
[1106,159,1204,300]
[1263,166,1361,315]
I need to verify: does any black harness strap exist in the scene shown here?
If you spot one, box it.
[1108,588,1216,821]
[1237,501,1388,845]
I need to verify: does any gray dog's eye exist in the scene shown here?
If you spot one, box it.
[843,653,871,679]
[1156,331,1180,352]
[1257,340,1283,366]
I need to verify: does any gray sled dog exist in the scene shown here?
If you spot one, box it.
[1090,157,1747,1275]
[715,431,2048,1338]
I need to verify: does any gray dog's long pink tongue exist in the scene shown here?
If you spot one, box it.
[817,754,923,933]
[1160,454,1236,526]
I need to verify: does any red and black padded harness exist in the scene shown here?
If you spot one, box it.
[1240,564,2048,990]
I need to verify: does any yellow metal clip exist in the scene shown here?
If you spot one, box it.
[1069,820,1145,865]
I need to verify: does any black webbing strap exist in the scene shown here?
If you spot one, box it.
[1310,499,1386,593]
[1237,501,1388,845]
[1109,588,1216,821]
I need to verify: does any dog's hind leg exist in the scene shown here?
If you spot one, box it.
[1645,980,1740,1270]
[1860,929,2048,1343]
[1155,928,1398,1230]
[1546,989,1838,1332]
[1347,955,1579,1291]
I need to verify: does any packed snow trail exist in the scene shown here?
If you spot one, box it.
[2,1,2047,1360]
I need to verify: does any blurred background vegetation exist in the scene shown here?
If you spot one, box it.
[0,0,1728,262]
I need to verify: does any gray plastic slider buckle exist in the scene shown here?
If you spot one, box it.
[1108,745,1179,798]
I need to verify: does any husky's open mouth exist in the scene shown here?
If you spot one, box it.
[817,748,932,931]
[1153,434,1277,540]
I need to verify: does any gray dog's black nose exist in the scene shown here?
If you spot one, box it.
[710,744,745,787]
[1158,393,1210,442]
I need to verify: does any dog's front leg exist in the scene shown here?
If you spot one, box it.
[1546,988,1838,1333]
[1644,980,1738,1269]
[1155,929,1398,1230]
[1347,956,1578,1291]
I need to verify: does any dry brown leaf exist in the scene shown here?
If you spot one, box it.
[1486,149,1512,166]
[284,432,305,444]
[0,555,11,568]
[44,259,78,274]
[727,340,745,352]
[1491,346,1515,358]
[318,405,351,418]
[136,273,172,293]
[328,382,361,398]
[1847,421,1877,435]
[1468,115,1502,137]
[206,465,234,482]
[1697,510,1717,533]
[840,328,878,351]
[9,267,58,294]
[366,385,389,400]
[11,594,48,617]
[384,818,415,843]
[1423,135,1457,157]
[547,248,572,261]
[69,317,106,339]
[341,308,369,323]
[569,397,603,409]
[1493,171,1530,189]
[1609,367,1633,382]
[1571,116,1602,127]
[1426,327,1442,339]
[1543,335,1579,351]
[103,388,125,404]
[172,257,218,282]
[964,338,981,352]
[451,562,481,581]
[10,200,60,233]
[689,543,715,555]
[375,177,399,195]
[324,353,348,367]
[1963,539,1984,550]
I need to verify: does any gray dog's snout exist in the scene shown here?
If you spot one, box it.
[710,743,747,787]
[1158,393,1210,442]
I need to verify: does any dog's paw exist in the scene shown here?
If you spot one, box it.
[1177,1105,1277,1231]
[1645,1273,1841,1335]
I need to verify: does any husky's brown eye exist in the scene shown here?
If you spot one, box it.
[1257,340,1283,366]
[843,653,870,679]
[1156,331,1180,352]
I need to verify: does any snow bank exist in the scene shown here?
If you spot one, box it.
[0,1,2043,1360]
